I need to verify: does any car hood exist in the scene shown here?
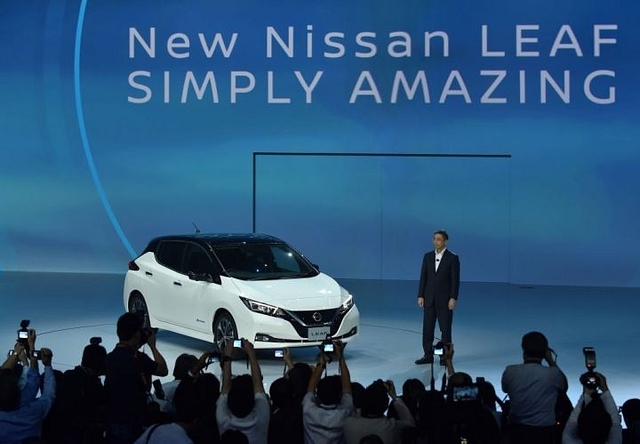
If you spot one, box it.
[231,273,343,310]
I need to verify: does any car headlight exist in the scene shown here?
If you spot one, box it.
[240,297,285,317]
[338,294,354,314]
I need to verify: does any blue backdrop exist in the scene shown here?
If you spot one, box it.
[1,0,638,287]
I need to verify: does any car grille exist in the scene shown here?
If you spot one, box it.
[281,307,352,338]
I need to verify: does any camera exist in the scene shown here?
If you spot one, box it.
[204,351,220,367]
[17,320,31,353]
[320,339,334,353]
[140,327,158,345]
[583,347,596,370]
[233,339,243,348]
[433,341,446,356]
[274,349,284,358]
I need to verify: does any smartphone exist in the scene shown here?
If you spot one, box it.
[452,385,480,402]
[32,350,41,359]
[18,330,29,339]
[233,339,242,348]
[323,343,334,353]
[274,349,284,358]
[583,347,596,370]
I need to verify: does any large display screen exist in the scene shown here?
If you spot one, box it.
[0,1,638,287]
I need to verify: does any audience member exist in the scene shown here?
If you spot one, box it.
[622,399,640,444]
[562,371,622,444]
[0,329,56,444]
[216,338,270,444]
[268,376,303,444]
[501,331,568,444]
[302,340,355,444]
[105,312,169,444]
[343,379,415,444]
[46,336,108,444]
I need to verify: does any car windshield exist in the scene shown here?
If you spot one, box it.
[212,242,319,280]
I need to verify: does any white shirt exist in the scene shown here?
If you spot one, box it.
[435,248,446,272]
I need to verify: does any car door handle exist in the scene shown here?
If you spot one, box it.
[145,271,153,276]
[173,281,182,286]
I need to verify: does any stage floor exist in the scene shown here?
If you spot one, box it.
[1,272,638,417]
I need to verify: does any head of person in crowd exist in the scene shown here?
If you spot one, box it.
[172,353,198,380]
[359,434,384,444]
[622,398,640,429]
[577,395,612,444]
[81,339,107,376]
[521,331,549,361]
[286,362,312,402]
[351,381,366,412]
[361,380,389,418]
[116,312,144,347]
[402,378,426,415]
[228,374,256,418]
[269,376,295,410]
[316,374,343,406]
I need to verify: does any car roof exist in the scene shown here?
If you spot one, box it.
[150,233,285,247]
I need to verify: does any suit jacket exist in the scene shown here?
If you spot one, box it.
[417,249,460,309]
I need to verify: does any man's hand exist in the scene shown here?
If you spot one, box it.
[448,299,456,310]
[444,343,454,362]
[241,338,256,358]
[40,347,53,367]
[146,329,158,348]
[385,380,398,399]
[418,297,425,308]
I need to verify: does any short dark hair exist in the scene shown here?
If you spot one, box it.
[228,374,255,418]
[316,375,342,406]
[521,331,549,359]
[622,398,640,424]
[116,312,143,342]
[173,354,198,380]
[81,343,107,375]
[361,380,389,418]
[433,230,449,240]
[578,395,612,444]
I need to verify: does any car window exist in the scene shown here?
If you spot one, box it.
[156,241,186,271]
[184,243,214,275]
[213,243,318,280]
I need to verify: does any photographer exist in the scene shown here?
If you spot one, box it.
[501,331,568,444]
[0,328,56,444]
[562,372,622,444]
[302,340,355,444]
[105,312,168,444]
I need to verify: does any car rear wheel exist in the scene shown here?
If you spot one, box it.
[213,312,237,353]
[128,293,150,329]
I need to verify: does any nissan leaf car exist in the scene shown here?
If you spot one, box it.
[122,233,359,351]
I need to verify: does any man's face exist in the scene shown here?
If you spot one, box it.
[433,234,447,251]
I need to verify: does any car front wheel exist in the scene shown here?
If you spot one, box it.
[213,312,237,353]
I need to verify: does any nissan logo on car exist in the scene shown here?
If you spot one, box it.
[312,312,323,323]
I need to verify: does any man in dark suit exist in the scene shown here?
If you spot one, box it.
[415,230,460,365]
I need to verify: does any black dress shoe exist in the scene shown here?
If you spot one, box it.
[415,356,434,365]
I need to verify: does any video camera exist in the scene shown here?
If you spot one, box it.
[580,347,599,389]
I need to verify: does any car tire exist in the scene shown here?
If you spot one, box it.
[213,311,238,353]
[128,293,151,329]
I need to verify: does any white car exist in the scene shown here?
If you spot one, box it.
[123,233,359,350]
